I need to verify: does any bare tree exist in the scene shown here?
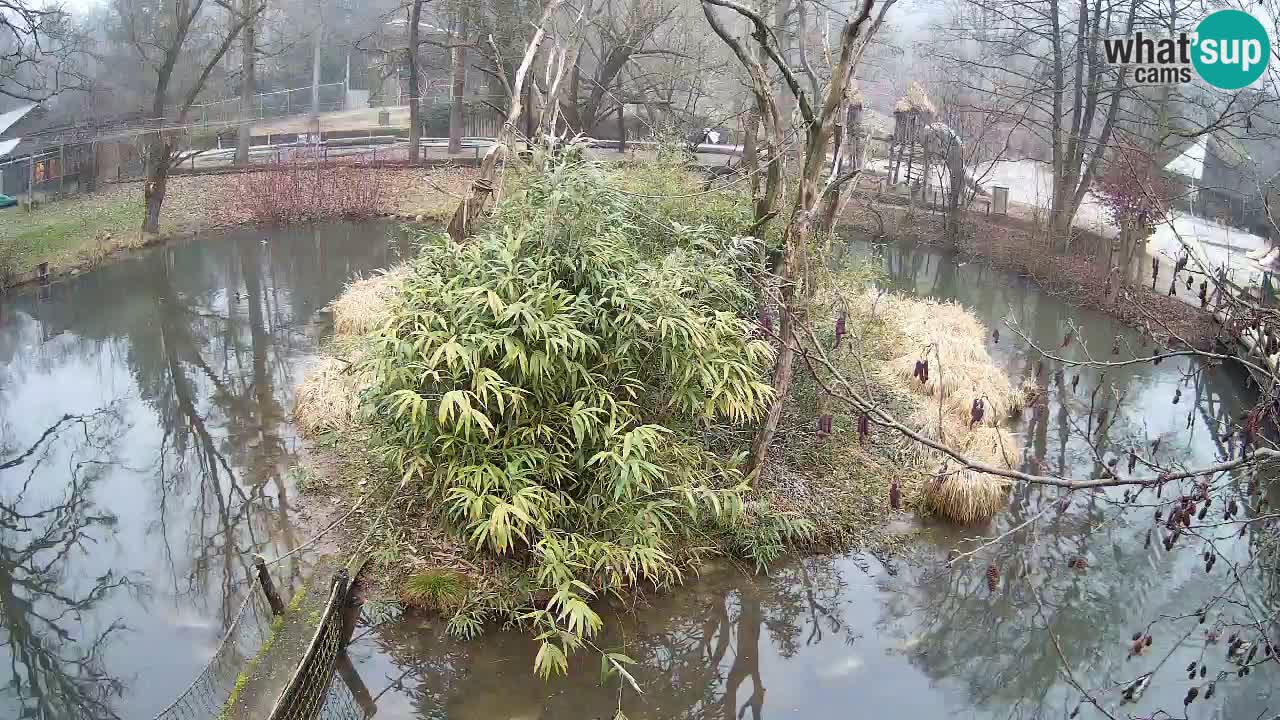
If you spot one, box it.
[0,0,86,101]
[701,0,886,474]
[407,0,425,162]
[448,7,466,154]
[115,0,265,233]
[234,0,257,165]
[445,0,565,241]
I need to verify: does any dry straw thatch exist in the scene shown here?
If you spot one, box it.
[871,293,1024,524]
[294,269,404,435]
[294,355,371,435]
[329,268,407,337]
[893,80,937,116]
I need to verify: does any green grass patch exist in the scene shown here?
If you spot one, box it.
[286,583,309,613]
[0,189,174,277]
[401,570,468,612]
[218,613,287,720]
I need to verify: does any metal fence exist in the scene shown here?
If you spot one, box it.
[151,584,278,720]
[151,564,371,720]
[190,83,348,129]
[266,569,356,720]
[0,143,95,203]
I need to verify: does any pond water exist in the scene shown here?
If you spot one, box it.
[0,222,415,719]
[1,227,1275,720]
[344,239,1279,720]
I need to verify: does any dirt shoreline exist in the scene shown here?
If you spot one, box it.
[842,196,1221,351]
[0,165,474,292]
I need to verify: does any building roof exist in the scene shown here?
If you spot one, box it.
[0,103,36,137]
[1164,136,1206,181]
[0,102,38,159]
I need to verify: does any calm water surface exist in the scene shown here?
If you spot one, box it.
[0,222,414,719]
[345,239,1279,720]
[2,230,1276,720]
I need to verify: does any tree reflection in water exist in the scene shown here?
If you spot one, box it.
[0,404,136,720]
[871,239,1278,719]
[356,556,863,720]
[0,222,415,717]
[351,240,1279,720]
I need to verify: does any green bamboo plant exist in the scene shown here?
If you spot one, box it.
[360,156,799,675]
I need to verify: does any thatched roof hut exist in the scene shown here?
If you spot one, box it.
[893,81,936,117]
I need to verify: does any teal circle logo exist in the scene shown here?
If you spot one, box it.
[1193,10,1269,90]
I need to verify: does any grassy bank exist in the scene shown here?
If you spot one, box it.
[289,151,1024,677]
[0,166,474,288]
[0,190,162,283]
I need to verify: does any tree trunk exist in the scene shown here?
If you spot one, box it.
[747,208,810,473]
[143,135,169,234]
[310,22,322,131]
[748,128,832,473]
[1103,224,1128,306]
[816,100,862,233]
[446,0,562,241]
[742,109,760,197]
[447,15,468,155]
[849,102,865,172]
[235,0,256,166]
[407,0,423,163]
[944,142,964,243]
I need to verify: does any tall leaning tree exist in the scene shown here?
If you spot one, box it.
[115,0,265,233]
[700,0,890,474]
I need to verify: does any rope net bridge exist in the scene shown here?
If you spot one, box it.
[152,557,376,720]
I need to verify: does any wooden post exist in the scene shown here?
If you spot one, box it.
[524,80,533,151]
[27,155,35,209]
[254,554,286,615]
[338,555,367,648]
[904,122,915,188]
[617,98,625,154]
[58,144,65,198]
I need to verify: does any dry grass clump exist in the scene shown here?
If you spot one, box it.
[329,268,407,337]
[869,292,1021,524]
[294,267,407,436]
[882,295,1026,420]
[763,284,1019,531]
[293,355,372,436]
[923,470,1010,525]
[922,424,1017,523]
[759,282,931,550]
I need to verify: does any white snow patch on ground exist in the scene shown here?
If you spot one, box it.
[866,156,1274,287]
[1148,213,1270,288]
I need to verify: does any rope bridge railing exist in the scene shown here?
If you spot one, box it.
[153,485,393,720]
[266,569,353,720]
[152,561,372,720]
[151,582,278,720]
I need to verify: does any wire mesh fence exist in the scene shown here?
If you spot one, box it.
[151,565,370,720]
[151,583,277,720]
[267,569,353,720]
[190,84,349,129]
